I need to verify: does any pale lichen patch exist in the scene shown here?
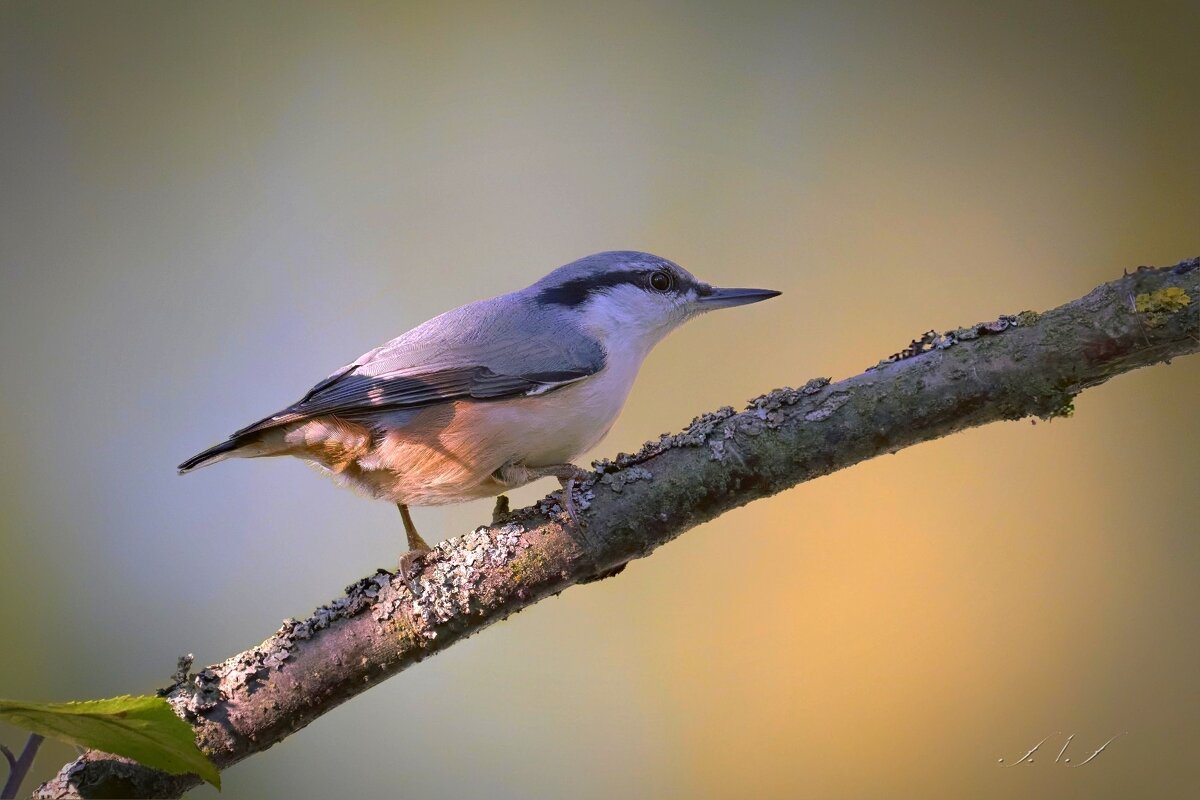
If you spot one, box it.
[167,568,404,717]
[600,465,653,492]
[804,392,851,422]
[408,524,527,639]
[670,406,737,447]
[168,666,221,719]
[536,485,595,518]
[741,377,831,429]
[590,406,738,477]
[870,314,1028,369]
[588,377,833,478]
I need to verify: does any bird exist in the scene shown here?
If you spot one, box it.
[179,251,779,575]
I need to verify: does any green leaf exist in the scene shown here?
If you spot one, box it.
[0,694,220,789]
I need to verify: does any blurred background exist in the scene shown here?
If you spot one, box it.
[2,1,1197,798]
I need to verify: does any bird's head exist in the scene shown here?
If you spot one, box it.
[530,251,780,354]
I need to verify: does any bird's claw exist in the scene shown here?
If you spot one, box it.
[397,548,427,585]
[557,474,586,528]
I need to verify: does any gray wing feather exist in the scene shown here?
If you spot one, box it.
[233,294,604,437]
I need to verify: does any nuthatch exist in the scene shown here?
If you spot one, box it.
[180,251,779,573]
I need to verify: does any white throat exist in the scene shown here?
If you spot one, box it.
[575,284,682,364]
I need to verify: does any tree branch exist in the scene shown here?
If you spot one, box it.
[35,259,1199,799]
[2,734,44,800]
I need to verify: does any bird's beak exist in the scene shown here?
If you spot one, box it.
[697,286,782,309]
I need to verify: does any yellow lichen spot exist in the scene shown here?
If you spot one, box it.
[1135,287,1190,328]
[510,550,548,584]
[1135,286,1191,314]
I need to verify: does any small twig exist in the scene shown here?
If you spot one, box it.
[1,733,44,800]
[0,744,15,771]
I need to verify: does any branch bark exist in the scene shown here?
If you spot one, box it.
[35,259,1199,799]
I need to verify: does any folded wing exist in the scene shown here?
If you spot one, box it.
[230,297,606,438]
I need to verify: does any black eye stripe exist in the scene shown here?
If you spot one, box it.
[537,268,681,307]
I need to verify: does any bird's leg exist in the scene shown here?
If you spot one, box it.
[491,494,511,526]
[493,462,590,526]
[396,503,429,582]
[535,463,590,527]
[398,503,429,551]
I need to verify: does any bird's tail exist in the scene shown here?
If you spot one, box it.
[178,438,246,474]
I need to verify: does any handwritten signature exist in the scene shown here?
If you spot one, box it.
[999,732,1127,767]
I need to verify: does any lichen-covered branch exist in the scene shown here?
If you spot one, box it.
[35,259,1199,799]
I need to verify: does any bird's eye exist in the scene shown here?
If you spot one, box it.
[649,270,673,292]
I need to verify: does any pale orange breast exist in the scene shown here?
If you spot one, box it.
[278,361,639,506]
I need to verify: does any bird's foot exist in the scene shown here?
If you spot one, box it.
[497,462,590,527]
[397,546,430,585]
[491,494,511,526]
[552,466,590,528]
[558,480,581,526]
